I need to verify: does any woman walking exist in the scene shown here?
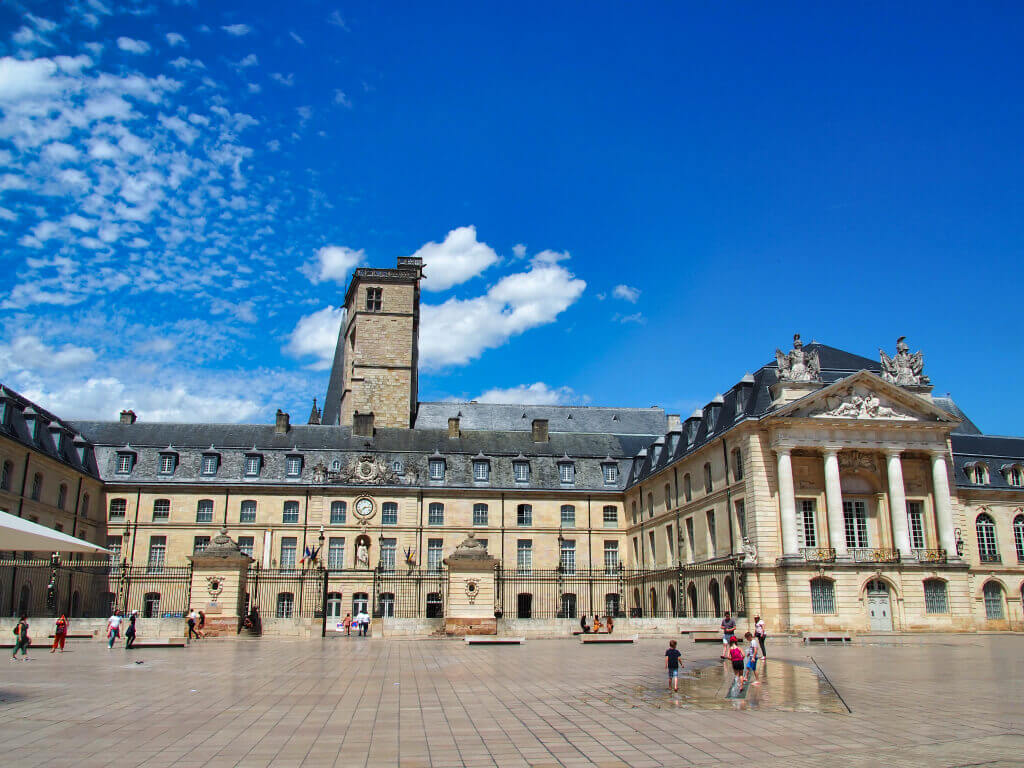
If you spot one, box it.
[51,614,68,653]
[10,616,30,660]
[754,614,767,659]
[125,611,138,649]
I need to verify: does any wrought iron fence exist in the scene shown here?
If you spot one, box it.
[373,568,447,619]
[246,566,324,620]
[119,566,193,617]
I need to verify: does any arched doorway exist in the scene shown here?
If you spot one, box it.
[326,592,343,619]
[649,588,658,616]
[724,576,735,613]
[667,585,676,617]
[517,593,532,619]
[866,579,892,631]
[708,579,721,617]
[71,590,81,618]
[352,592,369,615]
[687,582,698,616]
[18,584,30,615]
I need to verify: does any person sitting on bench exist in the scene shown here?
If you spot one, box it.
[580,614,590,633]
[592,615,602,633]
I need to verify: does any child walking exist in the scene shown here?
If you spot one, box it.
[665,639,683,691]
[727,637,744,686]
[741,631,761,686]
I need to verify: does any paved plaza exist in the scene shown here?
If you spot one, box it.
[2,634,1023,768]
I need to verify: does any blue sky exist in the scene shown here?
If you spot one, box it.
[1,1,1022,433]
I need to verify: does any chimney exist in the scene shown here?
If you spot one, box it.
[667,414,682,432]
[119,409,137,425]
[448,417,460,438]
[532,419,549,443]
[275,409,290,434]
[353,411,374,438]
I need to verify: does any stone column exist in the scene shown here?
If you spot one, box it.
[930,450,957,557]
[822,448,847,557]
[776,447,799,558]
[886,450,912,556]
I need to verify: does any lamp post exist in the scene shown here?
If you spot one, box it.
[46,551,59,615]
[117,520,131,613]
[557,531,565,618]
[318,525,325,571]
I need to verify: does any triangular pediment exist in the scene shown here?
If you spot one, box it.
[774,371,958,424]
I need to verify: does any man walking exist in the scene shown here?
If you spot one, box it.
[720,611,736,659]
[10,616,30,660]
[106,611,122,649]
[187,608,201,642]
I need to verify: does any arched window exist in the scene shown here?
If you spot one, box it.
[724,575,735,613]
[326,592,343,618]
[647,493,654,519]
[687,582,698,617]
[1006,465,1024,487]
[664,483,672,513]
[0,460,12,491]
[703,463,713,494]
[732,448,743,481]
[282,500,300,524]
[649,588,658,615]
[631,500,637,524]
[976,513,1000,562]
[667,585,676,617]
[560,504,575,527]
[1013,514,1024,562]
[57,483,67,510]
[632,587,642,617]
[276,592,295,618]
[683,473,692,502]
[923,579,948,614]
[810,577,836,614]
[983,581,1004,619]
[967,462,989,485]
[70,590,81,617]
[81,493,89,518]
[31,472,42,500]
[708,579,721,617]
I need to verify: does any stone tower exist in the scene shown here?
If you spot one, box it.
[322,256,424,428]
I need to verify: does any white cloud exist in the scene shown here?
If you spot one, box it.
[328,10,349,30]
[116,37,150,54]
[284,306,345,369]
[165,32,186,47]
[512,243,527,258]
[333,89,352,108]
[419,254,586,368]
[300,245,365,284]
[612,312,645,324]
[297,105,312,124]
[237,54,258,68]
[0,334,96,373]
[475,382,578,405]
[289,31,305,45]
[416,225,500,292]
[613,284,640,303]
[222,24,252,36]
[271,72,294,87]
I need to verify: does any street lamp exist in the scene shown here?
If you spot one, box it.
[46,551,59,614]
[556,531,565,617]
[318,525,325,571]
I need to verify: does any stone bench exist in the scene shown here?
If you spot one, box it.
[571,630,615,636]
[580,633,637,644]
[126,638,187,648]
[49,632,97,639]
[464,636,525,645]
[691,631,727,642]
[802,631,852,645]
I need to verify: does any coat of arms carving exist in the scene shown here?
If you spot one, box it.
[335,455,400,485]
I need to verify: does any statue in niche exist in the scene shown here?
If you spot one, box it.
[356,541,370,568]
[880,336,930,386]
[776,334,821,383]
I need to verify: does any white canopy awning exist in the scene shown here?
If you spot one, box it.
[0,509,111,554]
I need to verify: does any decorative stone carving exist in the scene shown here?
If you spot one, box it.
[818,387,914,420]
[312,461,328,483]
[205,576,224,597]
[335,454,400,485]
[464,578,481,603]
[775,334,821,383]
[880,336,930,386]
[741,537,758,565]
[448,531,491,560]
[839,450,877,473]
[355,542,370,568]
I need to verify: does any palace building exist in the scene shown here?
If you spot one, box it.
[2,255,1023,632]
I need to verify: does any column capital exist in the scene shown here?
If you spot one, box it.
[927,447,950,459]
[821,445,842,458]
[773,444,795,456]
[884,447,906,459]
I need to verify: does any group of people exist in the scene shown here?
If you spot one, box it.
[106,610,138,649]
[664,611,769,692]
[9,609,141,660]
[186,609,206,641]
[340,610,371,636]
[578,614,614,634]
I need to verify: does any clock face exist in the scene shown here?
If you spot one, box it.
[354,498,374,518]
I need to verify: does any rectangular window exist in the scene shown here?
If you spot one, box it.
[239,500,256,523]
[147,536,166,573]
[153,499,170,520]
[648,530,656,563]
[429,459,445,481]
[328,537,345,569]
[381,502,398,525]
[685,517,695,562]
[427,538,443,572]
[798,499,817,548]
[196,499,214,523]
[280,537,297,571]
[632,536,639,563]
[560,539,576,574]
[513,461,530,483]
[116,454,133,474]
[109,498,127,519]
[516,504,532,526]
[473,503,488,526]
[245,455,261,476]
[603,463,618,484]
[603,541,619,573]
[810,579,836,614]
[380,538,396,572]
[907,501,925,550]
[237,536,254,558]
[560,505,575,527]
[559,463,575,484]
[924,580,948,614]
[473,460,489,481]
[428,502,444,526]
[201,454,218,476]
[286,456,303,477]
[193,536,210,555]
[843,500,869,549]
[107,535,122,564]
[706,510,717,556]
[666,524,674,560]
[602,506,617,527]
[734,499,747,539]
[159,454,176,474]
[516,540,532,574]
[365,286,382,311]
[283,500,300,524]
[330,501,346,524]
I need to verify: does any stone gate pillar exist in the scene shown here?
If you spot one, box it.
[444,533,498,636]
[187,528,253,636]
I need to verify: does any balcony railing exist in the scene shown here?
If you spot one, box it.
[912,549,947,564]
[851,547,901,563]
[979,552,1002,564]
[800,547,837,563]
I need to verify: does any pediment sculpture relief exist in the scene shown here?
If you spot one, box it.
[334,454,401,485]
[775,334,821,383]
[880,336,930,386]
[838,450,877,473]
[815,387,914,421]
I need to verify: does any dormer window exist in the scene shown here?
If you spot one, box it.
[513,461,530,483]
[603,463,618,484]
[392,459,405,476]
[1003,464,1024,487]
[473,459,490,482]
[429,458,445,481]
[966,462,989,485]
[559,462,575,485]
[159,453,177,475]
[201,454,219,476]
[286,455,303,477]
[116,452,135,475]
[245,455,262,477]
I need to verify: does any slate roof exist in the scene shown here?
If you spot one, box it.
[414,402,668,435]
[0,384,98,478]
[950,434,1024,491]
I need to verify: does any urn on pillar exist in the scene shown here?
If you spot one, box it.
[443,532,498,636]
[187,528,253,637]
